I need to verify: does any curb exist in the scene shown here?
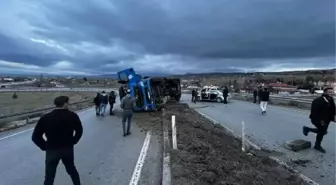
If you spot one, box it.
[193,109,319,185]
[161,109,171,185]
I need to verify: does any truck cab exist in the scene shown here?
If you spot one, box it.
[117,68,156,111]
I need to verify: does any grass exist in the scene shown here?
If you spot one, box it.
[0,92,96,116]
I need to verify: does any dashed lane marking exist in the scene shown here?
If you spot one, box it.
[129,131,152,185]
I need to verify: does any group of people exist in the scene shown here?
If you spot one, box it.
[94,91,116,116]
[31,87,137,185]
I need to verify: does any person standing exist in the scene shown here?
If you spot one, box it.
[194,89,198,103]
[259,87,270,115]
[32,96,82,185]
[119,86,126,101]
[108,91,116,115]
[303,87,335,153]
[99,91,108,116]
[94,92,100,116]
[120,89,136,137]
[258,87,262,104]
[253,88,258,103]
[223,86,229,106]
[191,89,196,103]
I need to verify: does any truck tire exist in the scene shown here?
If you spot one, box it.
[216,97,222,103]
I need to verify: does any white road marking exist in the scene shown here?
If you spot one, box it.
[0,108,93,141]
[0,128,34,141]
[129,131,151,185]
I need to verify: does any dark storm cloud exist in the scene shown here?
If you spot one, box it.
[29,0,335,59]
[0,0,335,75]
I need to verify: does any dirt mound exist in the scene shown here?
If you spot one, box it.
[133,102,311,185]
[164,103,310,185]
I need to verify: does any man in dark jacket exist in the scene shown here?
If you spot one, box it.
[94,92,100,116]
[223,86,229,106]
[32,96,83,185]
[258,87,262,104]
[119,86,126,101]
[303,87,335,153]
[120,89,136,137]
[253,88,258,103]
[191,89,196,103]
[99,91,108,116]
[108,91,116,115]
[259,87,270,115]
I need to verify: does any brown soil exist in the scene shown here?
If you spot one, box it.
[135,102,311,185]
[0,92,95,116]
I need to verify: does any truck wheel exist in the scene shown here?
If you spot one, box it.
[216,97,222,103]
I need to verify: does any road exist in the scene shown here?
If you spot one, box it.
[182,94,335,185]
[0,106,162,185]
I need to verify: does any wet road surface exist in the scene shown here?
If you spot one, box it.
[0,107,162,185]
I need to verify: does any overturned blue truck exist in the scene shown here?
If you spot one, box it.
[117,68,181,112]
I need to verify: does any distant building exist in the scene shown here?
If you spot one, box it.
[2,78,14,82]
[267,82,297,93]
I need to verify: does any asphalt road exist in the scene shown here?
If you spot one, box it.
[0,106,162,185]
[182,94,335,185]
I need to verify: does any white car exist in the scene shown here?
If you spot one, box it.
[197,88,230,103]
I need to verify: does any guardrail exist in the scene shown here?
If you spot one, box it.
[232,93,313,110]
[0,99,92,124]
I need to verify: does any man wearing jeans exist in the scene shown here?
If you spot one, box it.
[120,89,136,137]
[99,91,108,116]
[259,87,270,115]
[32,96,83,185]
[303,87,335,153]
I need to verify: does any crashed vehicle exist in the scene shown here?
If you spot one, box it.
[117,68,181,112]
[197,88,230,103]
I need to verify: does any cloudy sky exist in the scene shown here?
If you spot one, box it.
[0,0,335,75]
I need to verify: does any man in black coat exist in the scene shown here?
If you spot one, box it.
[253,88,258,103]
[94,92,100,116]
[191,89,196,103]
[32,96,83,185]
[303,87,335,153]
[259,87,270,115]
[223,86,229,106]
[108,91,116,115]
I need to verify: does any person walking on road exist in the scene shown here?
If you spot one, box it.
[32,96,83,185]
[253,88,258,103]
[120,89,136,137]
[303,87,335,153]
[108,91,116,115]
[223,86,229,106]
[259,87,270,115]
[99,91,108,116]
[94,92,100,116]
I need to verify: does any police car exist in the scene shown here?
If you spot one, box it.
[197,88,230,103]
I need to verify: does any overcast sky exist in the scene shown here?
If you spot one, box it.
[0,0,335,75]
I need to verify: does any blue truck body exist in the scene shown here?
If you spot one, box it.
[117,68,156,111]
